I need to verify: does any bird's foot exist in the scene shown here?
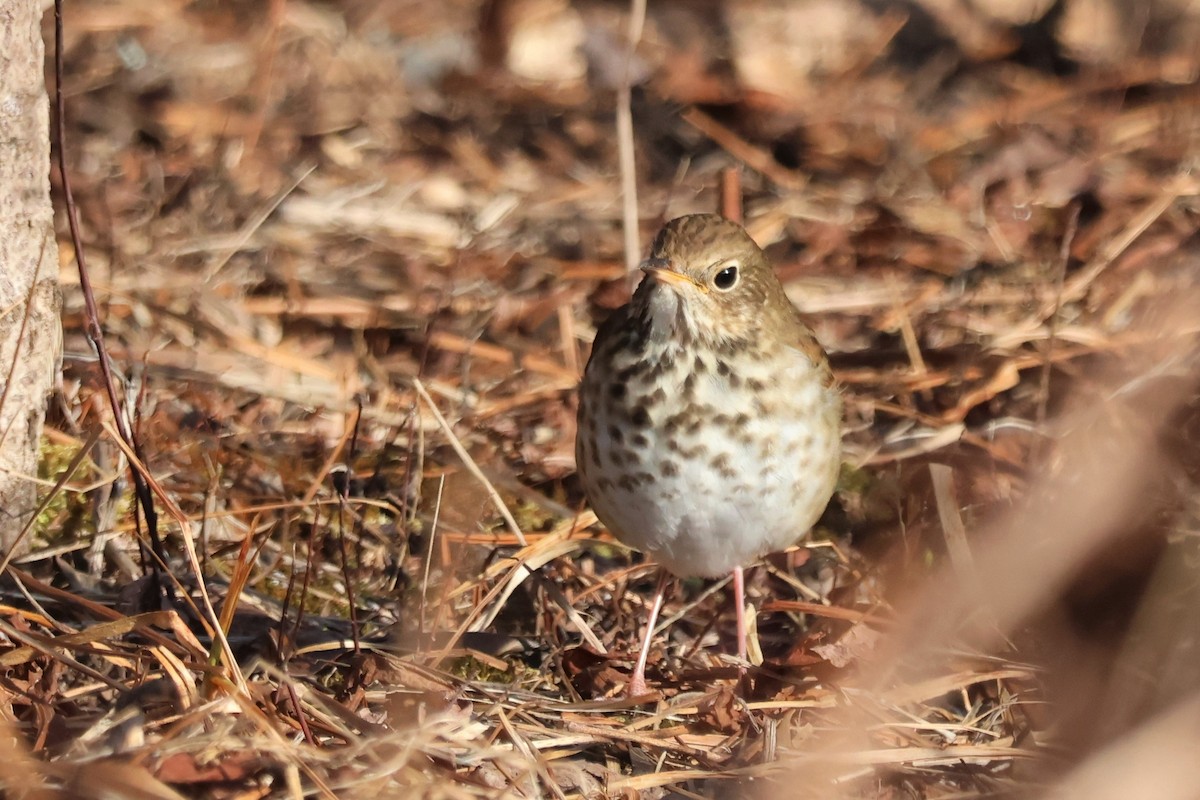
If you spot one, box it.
[626,673,650,699]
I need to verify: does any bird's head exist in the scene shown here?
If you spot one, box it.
[634,213,790,350]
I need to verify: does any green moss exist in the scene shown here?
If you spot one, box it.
[448,654,516,683]
[512,499,554,533]
[836,462,903,525]
[836,461,873,494]
[34,438,105,543]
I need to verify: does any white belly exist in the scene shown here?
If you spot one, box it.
[580,345,841,578]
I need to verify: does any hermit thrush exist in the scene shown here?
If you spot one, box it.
[576,213,841,696]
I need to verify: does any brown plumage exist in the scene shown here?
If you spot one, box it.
[576,213,842,696]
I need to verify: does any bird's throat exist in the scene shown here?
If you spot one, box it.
[639,285,691,349]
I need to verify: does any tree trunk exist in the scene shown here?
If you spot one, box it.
[0,3,61,554]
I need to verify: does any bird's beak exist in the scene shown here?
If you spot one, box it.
[640,258,706,292]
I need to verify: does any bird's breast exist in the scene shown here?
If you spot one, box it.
[577,332,841,578]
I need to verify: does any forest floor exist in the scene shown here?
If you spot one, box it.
[9,1,1200,797]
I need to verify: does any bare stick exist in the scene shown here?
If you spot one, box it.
[617,0,648,287]
[53,0,166,581]
[720,167,743,223]
[411,378,527,546]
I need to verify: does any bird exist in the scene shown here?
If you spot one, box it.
[575,213,841,696]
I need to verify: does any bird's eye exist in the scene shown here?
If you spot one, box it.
[713,265,739,290]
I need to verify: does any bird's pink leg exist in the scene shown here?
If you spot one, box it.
[733,565,748,674]
[629,569,669,697]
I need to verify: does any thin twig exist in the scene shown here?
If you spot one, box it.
[617,0,648,287]
[202,162,316,282]
[1045,178,1186,315]
[888,273,932,401]
[335,403,364,654]
[720,167,743,223]
[1037,202,1081,433]
[419,474,446,646]
[53,0,166,581]
[411,377,527,546]
[682,107,808,191]
[99,419,248,694]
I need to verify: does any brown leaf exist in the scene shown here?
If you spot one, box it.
[696,685,745,733]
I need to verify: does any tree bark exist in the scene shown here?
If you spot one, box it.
[0,3,61,554]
